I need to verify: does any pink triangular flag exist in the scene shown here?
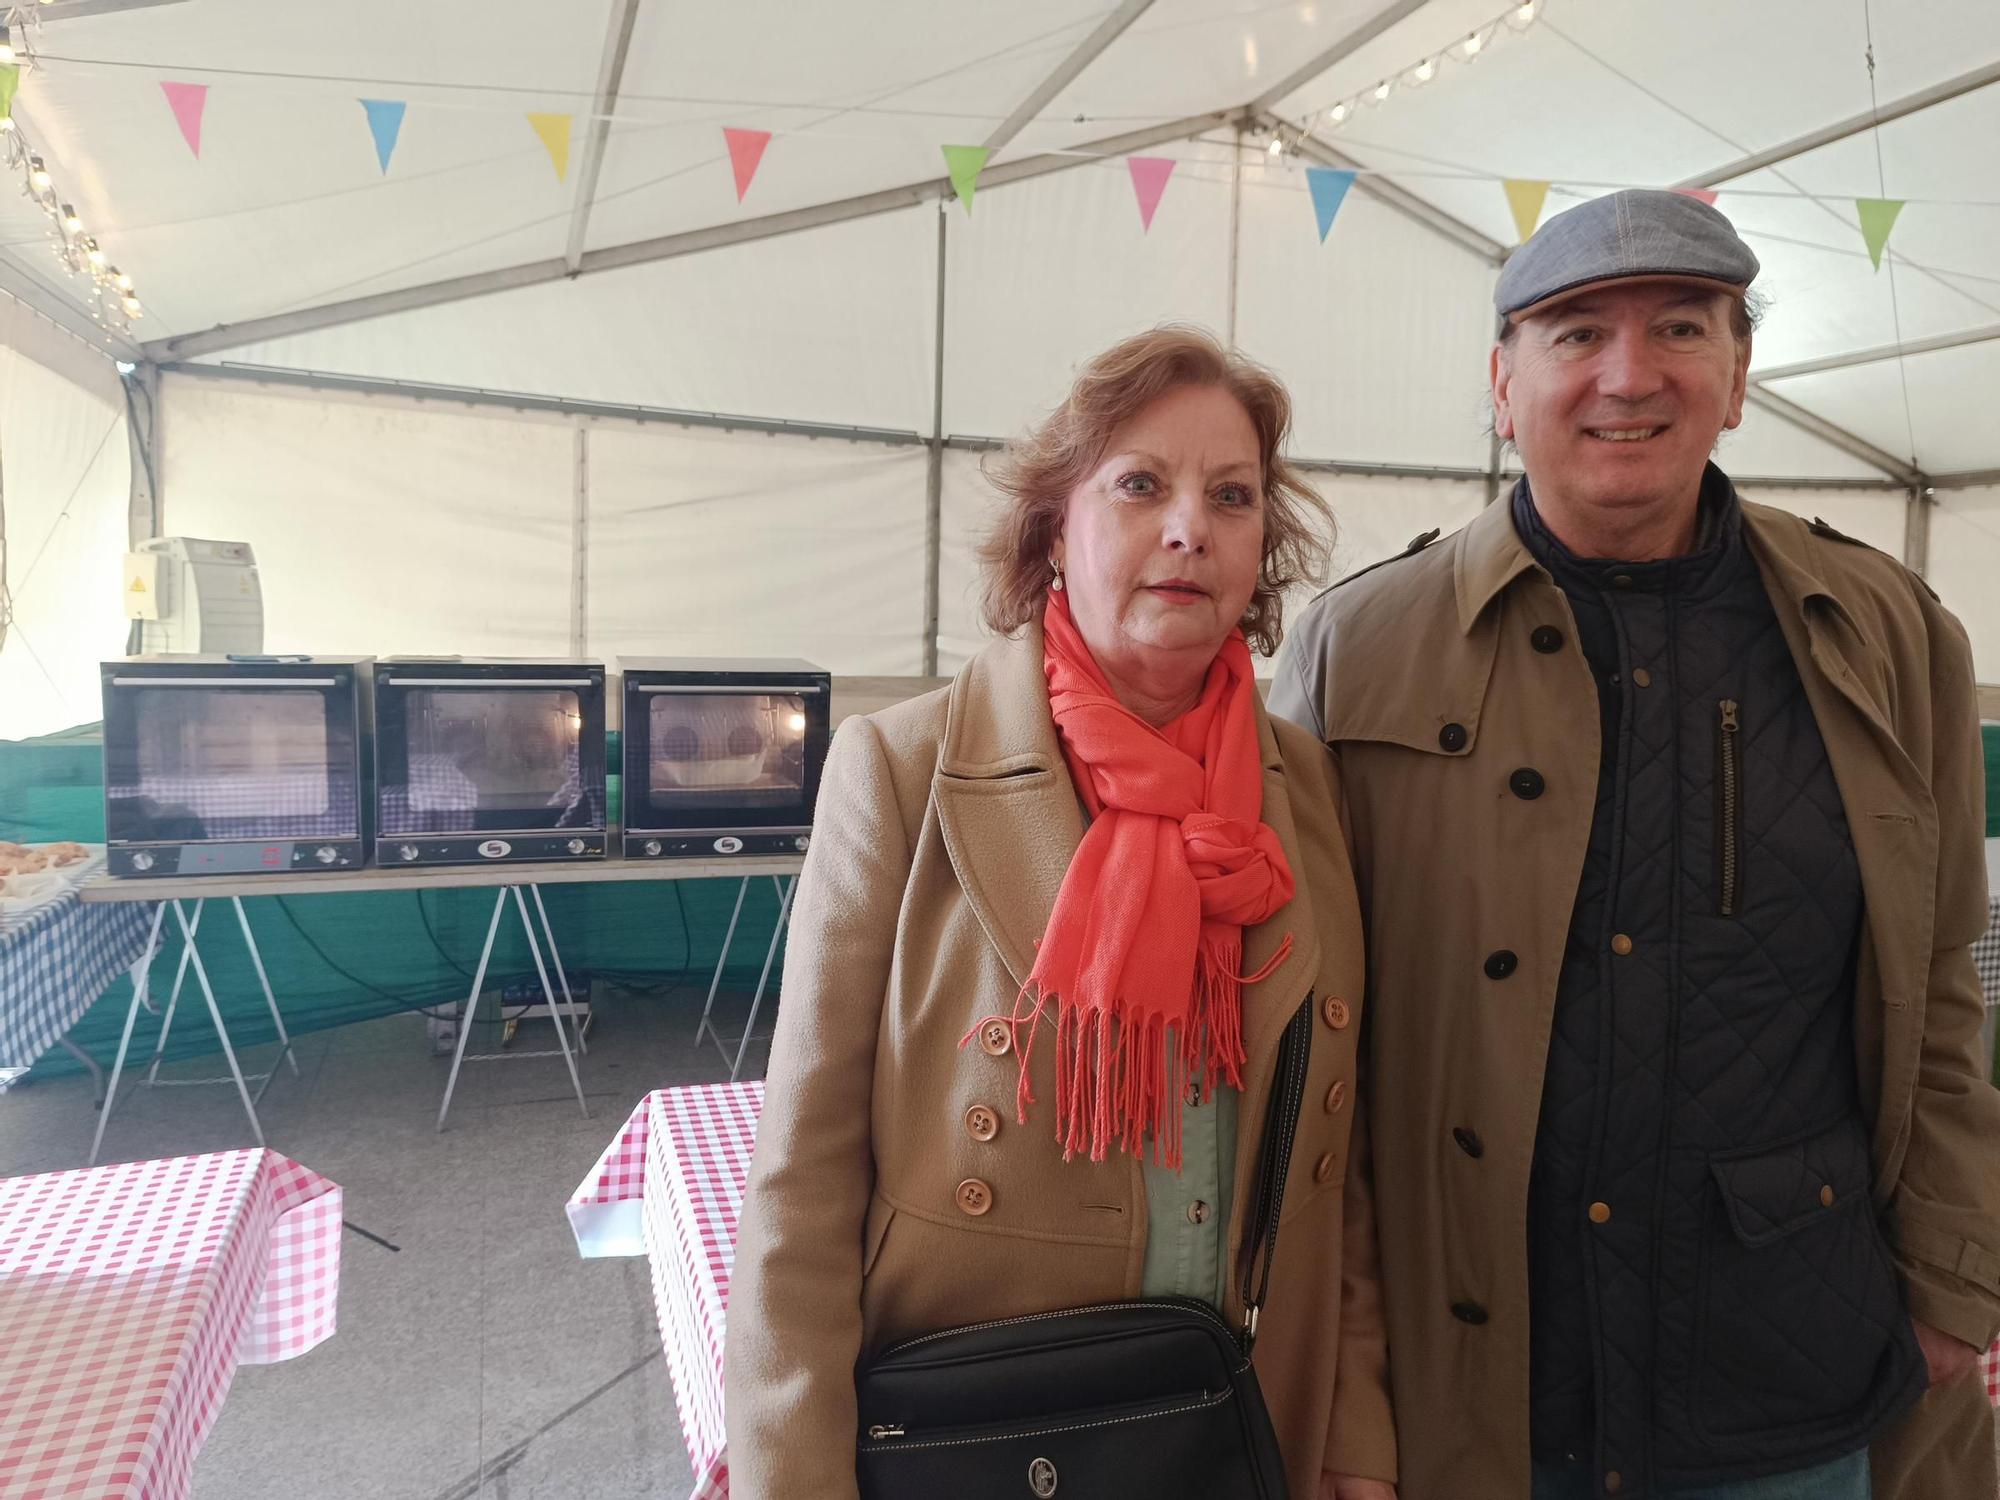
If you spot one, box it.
[1127,156,1176,232]
[160,81,208,158]
[723,128,771,202]
[1675,187,1719,207]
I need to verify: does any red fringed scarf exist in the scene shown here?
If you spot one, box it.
[976,589,1295,1168]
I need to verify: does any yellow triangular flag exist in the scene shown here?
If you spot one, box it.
[528,112,573,182]
[1503,179,1550,244]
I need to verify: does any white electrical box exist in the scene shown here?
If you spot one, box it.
[122,537,263,654]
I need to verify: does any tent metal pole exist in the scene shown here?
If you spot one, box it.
[923,198,948,678]
[570,422,590,656]
[1931,469,2000,491]
[1741,385,1923,487]
[1678,59,2000,190]
[565,0,644,273]
[984,0,1155,155]
[1903,482,1934,578]
[1752,322,2000,384]
[1226,127,1245,347]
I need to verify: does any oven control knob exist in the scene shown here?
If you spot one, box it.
[314,845,339,865]
[398,844,420,862]
[794,835,810,852]
[130,850,155,872]
[643,840,662,857]
[566,838,587,855]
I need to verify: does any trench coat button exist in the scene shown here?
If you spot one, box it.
[1605,1472,1623,1494]
[1324,1080,1347,1114]
[1820,1184,1836,1208]
[1450,1300,1489,1325]
[1438,722,1468,752]
[1610,933,1634,957]
[1321,995,1351,1030]
[978,1020,1012,1057]
[955,1178,993,1216]
[1611,573,1634,589]
[1186,1200,1212,1225]
[1453,1127,1484,1159]
[1484,949,1518,980]
[1589,1201,1612,1224]
[1531,625,1564,654]
[964,1104,1000,1142]
[1510,768,1546,800]
[1631,668,1652,688]
[1313,1152,1336,1184]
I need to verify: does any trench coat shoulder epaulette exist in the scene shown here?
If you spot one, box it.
[1806,514,1942,604]
[1306,527,1443,607]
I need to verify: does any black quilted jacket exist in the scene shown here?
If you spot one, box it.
[1516,475,1927,1492]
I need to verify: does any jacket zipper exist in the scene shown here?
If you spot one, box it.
[861,1388,1233,1448]
[1717,699,1741,917]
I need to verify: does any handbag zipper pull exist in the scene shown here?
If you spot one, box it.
[867,1424,906,1440]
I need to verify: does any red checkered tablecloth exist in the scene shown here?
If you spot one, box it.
[0,1148,342,1499]
[569,1083,762,1500]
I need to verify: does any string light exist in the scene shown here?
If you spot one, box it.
[26,154,47,190]
[1303,0,1556,134]
[57,200,77,232]
[1267,133,1284,156]
[0,27,14,67]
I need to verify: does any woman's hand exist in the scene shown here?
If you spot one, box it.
[1322,1473,1398,1500]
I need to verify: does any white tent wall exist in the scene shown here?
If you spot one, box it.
[0,297,131,741]
[1928,486,2000,683]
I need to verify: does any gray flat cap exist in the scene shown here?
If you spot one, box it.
[1495,188,1760,320]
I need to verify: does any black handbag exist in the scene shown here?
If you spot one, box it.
[855,994,1316,1500]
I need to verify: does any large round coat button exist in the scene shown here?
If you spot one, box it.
[1438,723,1468,752]
[1453,1127,1484,1159]
[1484,950,1518,980]
[1510,768,1546,800]
[1324,1080,1347,1114]
[955,1178,993,1216]
[1313,1152,1336,1184]
[1531,626,1564,654]
[978,1021,1012,1057]
[1321,995,1351,1030]
[964,1104,999,1142]
[1451,1300,1489,1325]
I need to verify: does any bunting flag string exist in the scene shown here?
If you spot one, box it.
[359,98,405,174]
[1856,197,1905,270]
[1126,155,1174,232]
[1503,178,1548,243]
[941,144,989,213]
[1306,166,1356,243]
[527,111,571,182]
[723,127,770,202]
[160,80,207,158]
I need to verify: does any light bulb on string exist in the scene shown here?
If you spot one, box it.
[1372,79,1391,102]
[111,267,130,292]
[58,202,78,233]
[1462,29,1484,57]
[1512,0,1538,26]
[0,28,15,66]
[27,154,48,191]
[1411,57,1436,84]
[1267,133,1284,156]
[1329,101,1349,125]
[84,238,104,268]
[120,294,141,317]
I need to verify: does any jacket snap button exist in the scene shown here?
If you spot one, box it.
[955,1178,993,1216]
[1450,1300,1489,1325]
[1589,1201,1612,1224]
[964,1105,1000,1142]
[1321,995,1351,1030]
[1631,668,1652,688]
[1531,626,1564,654]
[1438,723,1468,752]
[1453,1127,1484,1159]
[1509,768,1545,800]
[1605,1472,1623,1495]
[1610,934,1634,957]
[1484,950,1518,980]
[978,1021,1012,1057]
[1820,1184,1836,1208]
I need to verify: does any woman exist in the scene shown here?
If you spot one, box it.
[724,327,1397,1500]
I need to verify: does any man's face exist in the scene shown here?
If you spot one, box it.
[1491,282,1750,521]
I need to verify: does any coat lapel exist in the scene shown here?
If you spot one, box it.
[1236,709,1324,1093]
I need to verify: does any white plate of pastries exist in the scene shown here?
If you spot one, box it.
[0,842,99,918]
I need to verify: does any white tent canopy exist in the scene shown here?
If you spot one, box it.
[2,0,1997,739]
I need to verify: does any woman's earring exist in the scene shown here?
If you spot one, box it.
[1049,557,1064,592]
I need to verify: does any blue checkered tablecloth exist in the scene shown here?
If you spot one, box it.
[0,880,157,1092]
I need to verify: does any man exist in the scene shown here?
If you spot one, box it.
[1270,190,2000,1499]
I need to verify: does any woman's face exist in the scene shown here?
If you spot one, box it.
[1053,383,1266,691]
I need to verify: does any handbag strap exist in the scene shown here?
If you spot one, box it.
[1235,992,1316,1354]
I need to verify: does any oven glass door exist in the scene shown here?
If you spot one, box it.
[644,692,810,821]
[379,686,600,835]
[105,680,358,843]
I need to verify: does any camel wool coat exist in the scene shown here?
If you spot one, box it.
[723,621,1397,1499]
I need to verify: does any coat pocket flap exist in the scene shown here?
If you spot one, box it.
[1709,1121,1873,1250]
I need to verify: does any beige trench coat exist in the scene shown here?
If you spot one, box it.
[1269,495,2000,1500]
[723,622,1396,1499]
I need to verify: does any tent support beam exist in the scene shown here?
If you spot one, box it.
[1932,469,2000,491]
[141,109,1242,363]
[922,201,947,678]
[1251,0,1439,111]
[1904,482,1933,577]
[1265,110,1508,264]
[564,0,644,273]
[984,0,1155,154]
[1752,321,2000,384]
[1678,59,2000,189]
[1742,385,1923,487]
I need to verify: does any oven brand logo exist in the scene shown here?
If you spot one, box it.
[477,840,513,859]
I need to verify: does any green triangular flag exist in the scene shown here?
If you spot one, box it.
[1856,197,1905,270]
[0,66,18,121]
[942,144,991,213]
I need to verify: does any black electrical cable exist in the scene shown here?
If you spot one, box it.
[269,895,520,1025]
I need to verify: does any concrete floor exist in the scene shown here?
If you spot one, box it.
[0,983,772,1500]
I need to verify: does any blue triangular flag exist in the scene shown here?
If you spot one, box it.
[1307,166,1356,244]
[360,98,406,173]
